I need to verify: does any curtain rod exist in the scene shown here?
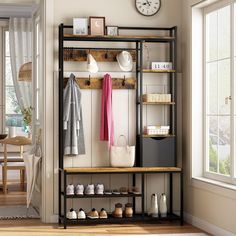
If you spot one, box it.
[0,17,9,20]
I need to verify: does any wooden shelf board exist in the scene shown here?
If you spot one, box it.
[142,102,175,105]
[142,69,176,73]
[64,34,175,40]
[61,167,182,173]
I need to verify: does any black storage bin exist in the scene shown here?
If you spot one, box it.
[136,137,176,167]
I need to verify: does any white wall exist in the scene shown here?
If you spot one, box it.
[40,0,183,221]
[182,0,236,234]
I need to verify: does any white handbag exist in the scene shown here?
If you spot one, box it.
[110,135,135,167]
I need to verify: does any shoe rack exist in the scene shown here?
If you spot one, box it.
[59,167,183,229]
[58,24,183,229]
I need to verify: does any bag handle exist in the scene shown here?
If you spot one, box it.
[117,135,128,146]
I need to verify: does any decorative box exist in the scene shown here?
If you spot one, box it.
[144,126,170,135]
[151,62,173,70]
[142,94,171,103]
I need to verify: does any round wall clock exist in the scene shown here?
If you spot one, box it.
[135,0,161,16]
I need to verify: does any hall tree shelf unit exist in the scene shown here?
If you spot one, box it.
[58,24,182,229]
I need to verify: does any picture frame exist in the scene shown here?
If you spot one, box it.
[106,26,119,36]
[89,17,105,36]
[73,18,88,35]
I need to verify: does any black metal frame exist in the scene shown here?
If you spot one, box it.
[58,24,182,229]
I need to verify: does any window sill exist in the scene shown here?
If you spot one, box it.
[191,177,236,200]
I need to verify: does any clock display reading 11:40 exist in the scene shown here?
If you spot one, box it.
[135,0,161,16]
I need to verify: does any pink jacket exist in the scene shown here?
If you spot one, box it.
[100,73,114,148]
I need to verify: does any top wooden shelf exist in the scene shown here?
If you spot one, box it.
[61,167,182,174]
[63,34,175,42]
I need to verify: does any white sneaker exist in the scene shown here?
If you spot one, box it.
[95,183,104,195]
[75,184,84,195]
[66,184,74,195]
[77,208,86,219]
[66,208,77,219]
[85,184,95,195]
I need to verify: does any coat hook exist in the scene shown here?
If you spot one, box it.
[105,50,108,59]
[122,75,126,86]
[86,75,91,86]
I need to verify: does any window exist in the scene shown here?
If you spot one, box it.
[0,24,27,137]
[203,1,236,184]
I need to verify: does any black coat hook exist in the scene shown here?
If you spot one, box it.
[122,75,126,86]
[86,75,91,86]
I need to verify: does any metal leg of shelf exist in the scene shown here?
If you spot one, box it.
[180,171,184,226]
[58,170,61,224]
[141,173,145,218]
[63,171,67,229]
[169,173,173,215]
[133,173,136,214]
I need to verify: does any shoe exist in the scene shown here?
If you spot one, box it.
[104,189,112,195]
[87,208,99,219]
[112,189,120,195]
[99,208,108,219]
[77,208,86,219]
[128,186,140,194]
[85,184,95,195]
[75,184,84,195]
[112,203,123,218]
[120,187,128,194]
[95,183,104,195]
[124,203,133,218]
[66,208,77,219]
[66,184,74,195]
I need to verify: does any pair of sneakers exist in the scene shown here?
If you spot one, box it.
[84,184,104,195]
[87,208,107,219]
[66,208,86,219]
[66,184,84,195]
[66,183,104,195]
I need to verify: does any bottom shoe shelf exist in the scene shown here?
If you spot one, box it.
[60,213,181,225]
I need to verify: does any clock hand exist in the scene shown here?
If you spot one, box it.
[146,0,151,6]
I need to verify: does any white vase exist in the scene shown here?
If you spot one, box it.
[148,193,159,217]
[8,126,16,138]
[159,193,167,217]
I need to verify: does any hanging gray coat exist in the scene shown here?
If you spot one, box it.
[63,73,85,155]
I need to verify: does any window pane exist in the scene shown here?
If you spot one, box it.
[218,5,230,59]
[206,11,218,61]
[5,31,10,57]
[206,62,218,114]
[5,57,13,86]
[218,59,230,115]
[208,116,218,173]
[219,116,230,175]
[5,86,21,114]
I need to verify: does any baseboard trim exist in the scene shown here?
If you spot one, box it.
[184,212,236,236]
[50,214,58,223]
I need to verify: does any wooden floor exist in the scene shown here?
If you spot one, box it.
[0,182,26,206]
[0,183,209,236]
[0,220,209,236]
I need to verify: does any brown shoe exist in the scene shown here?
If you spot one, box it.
[112,203,123,218]
[120,187,128,194]
[99,208,108,219]
[87,208,99,219]
[124,203,133,218]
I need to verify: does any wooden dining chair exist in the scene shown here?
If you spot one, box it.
[0,136,32,194]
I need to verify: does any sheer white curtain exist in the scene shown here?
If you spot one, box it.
[9,17,32,111]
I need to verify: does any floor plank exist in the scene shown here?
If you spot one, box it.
[0,182,26,205]
[0,219,210,236]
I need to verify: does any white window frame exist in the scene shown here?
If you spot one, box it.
[203,0,236,185]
